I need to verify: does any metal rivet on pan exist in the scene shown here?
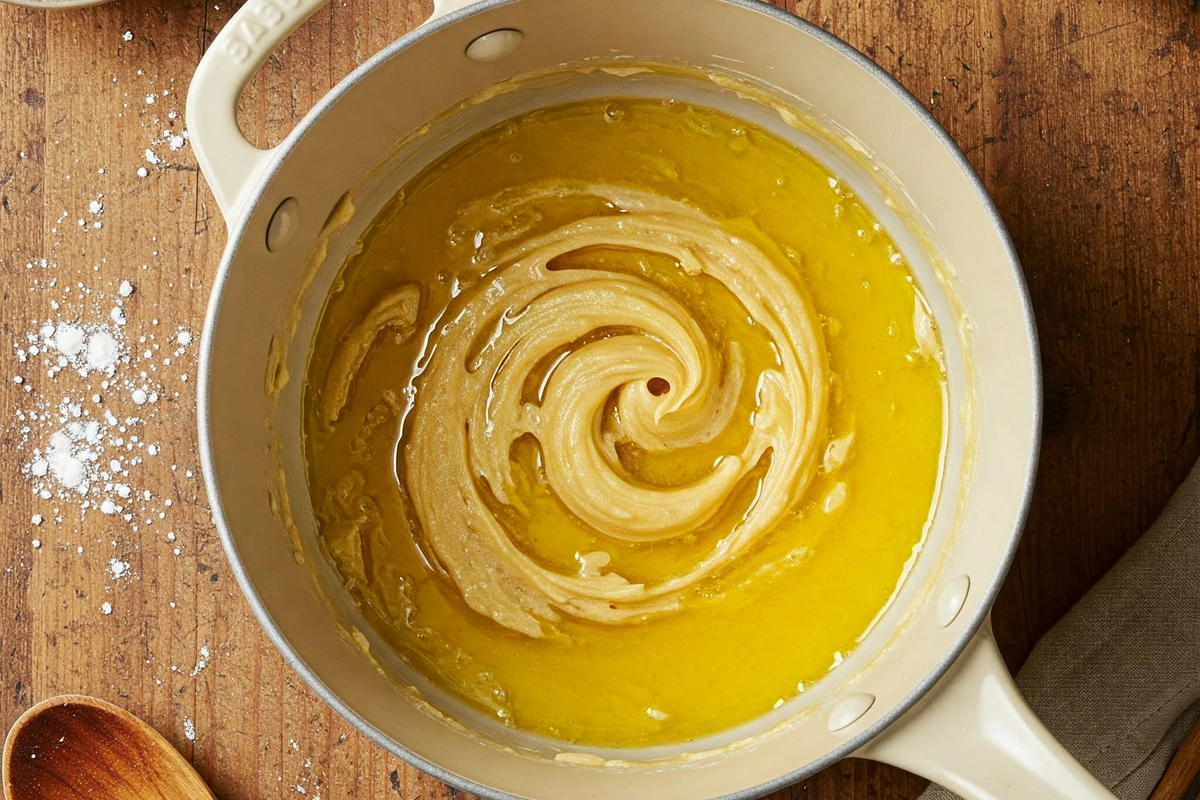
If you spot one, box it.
[266,197,300,252]
[465,29,524,62]
[828,693,875,732]
[936,575,971,628]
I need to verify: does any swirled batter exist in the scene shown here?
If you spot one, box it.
[303,96,945,746]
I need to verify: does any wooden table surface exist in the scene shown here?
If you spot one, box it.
[1,0,1197,798]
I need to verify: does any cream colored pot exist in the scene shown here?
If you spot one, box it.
[187,2,1114,798]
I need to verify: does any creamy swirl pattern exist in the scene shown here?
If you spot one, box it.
[403,183,829,637]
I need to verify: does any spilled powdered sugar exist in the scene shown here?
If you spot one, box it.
[190,644,211,677]
[109,557,130,580]
[13,264,196,533]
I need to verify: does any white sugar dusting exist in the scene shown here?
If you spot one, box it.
[190,644,211,677]
[8,264,207,697]
[10,260,199,550]
[143,128,188,169]
[87,331,120,372]
[54,325,86,358]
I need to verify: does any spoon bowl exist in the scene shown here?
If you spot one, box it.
[2,695,215,800]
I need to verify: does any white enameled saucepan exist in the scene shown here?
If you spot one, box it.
[187,1,1115,798]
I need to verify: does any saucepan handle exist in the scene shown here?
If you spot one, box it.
[186,0,480,223]
[859,618,1115,800]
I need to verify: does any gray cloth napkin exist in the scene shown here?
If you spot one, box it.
[921,456,1200,800]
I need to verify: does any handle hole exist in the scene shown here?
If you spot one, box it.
[229,0,433,149]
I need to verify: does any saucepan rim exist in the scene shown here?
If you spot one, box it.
[196,0,1041,796]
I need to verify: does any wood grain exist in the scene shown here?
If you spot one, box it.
[1,1,1198,798]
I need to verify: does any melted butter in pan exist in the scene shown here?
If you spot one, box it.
[303,97,945,746]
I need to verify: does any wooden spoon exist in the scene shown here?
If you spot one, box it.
[2,695,216,800]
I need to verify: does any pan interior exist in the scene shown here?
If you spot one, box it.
[269,64,970,764]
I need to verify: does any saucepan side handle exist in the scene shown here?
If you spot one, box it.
[186,0,484,223]
[432,0,483,16]
[858,618,1116,800]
